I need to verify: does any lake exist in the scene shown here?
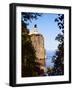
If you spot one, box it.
[45,50,55,68]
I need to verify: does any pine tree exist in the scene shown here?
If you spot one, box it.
[52,14,64,75]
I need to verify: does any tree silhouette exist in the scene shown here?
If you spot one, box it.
[22,12,42,28]
[21,12,42,77]
[52,14,64,75]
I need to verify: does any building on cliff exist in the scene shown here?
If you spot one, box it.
[29,25,46,75]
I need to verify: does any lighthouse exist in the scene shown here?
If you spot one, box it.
[29,25,46,75]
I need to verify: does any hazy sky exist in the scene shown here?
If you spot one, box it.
[27,13,60,51]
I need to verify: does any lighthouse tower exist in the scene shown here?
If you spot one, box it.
[29,25,46,75]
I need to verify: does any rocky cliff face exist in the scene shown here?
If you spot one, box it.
[30,34,45,68]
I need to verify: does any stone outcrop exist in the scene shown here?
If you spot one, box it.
[29,25,46,74]
[30,34,45,66]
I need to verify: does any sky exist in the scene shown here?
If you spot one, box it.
[27,13,60,51]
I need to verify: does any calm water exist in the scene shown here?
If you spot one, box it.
[45,50,55,68]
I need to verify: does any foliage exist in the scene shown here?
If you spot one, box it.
[21,13,42,77]
[22,30,37,77]
[52,14,64,75]
[47,67,53,76]
[22,12,42,28]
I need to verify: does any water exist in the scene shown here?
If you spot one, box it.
[45,50,55,68]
